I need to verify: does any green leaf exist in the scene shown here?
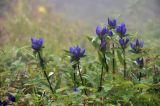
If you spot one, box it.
[117,49,124,65]
[104,83,113,93]
[87,36,100,50]
[54,75,62,91]
[134,84,149,91]
[98,51,103,64]
[56,87,68,93]
[63,49,70,56]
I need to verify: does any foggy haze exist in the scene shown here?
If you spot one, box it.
[50,0,160,25]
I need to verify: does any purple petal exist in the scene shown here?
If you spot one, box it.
[31,37,36,43]
[8,94,15,102]
[112,18,117,26]
[100,39,107,51]
[130,43,136,50]
[140,40,144,48]
[96,26,102,36]
[136,39,139,46]
[101,27,108,35]
[125,38,129,45]
[119,38,124,46]
[121,23,126,27]
[73,88,80,92]
[108,30,113,36]
[80,49,85,57]
[116,25,121,33]
[108,17,112,26]
[108,17,117,27]
[122,27,127,35]
[69,47,74,54]
[32,44,38,50]
[38,37,43,46]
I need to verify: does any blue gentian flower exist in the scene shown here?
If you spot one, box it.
[130,39,144,52]
[8,94,15,102]
[31,37,43,51]
[136,58,144,68]
[73,88,80,92]
[119,37,129,48]
[96,26,108,38]
[69,46,85,62]
[108,30,113,36]
[2,101,8,106]
[116,23,127,36]
[100,39,107,51]
[108,17,116,27]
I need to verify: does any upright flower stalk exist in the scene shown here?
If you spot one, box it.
[119,37,129,79]
[136,58,144,81]
[108,18,116,74]
[69,46,87,95]
[130,39,144,81]
[96,25,109,91]
[31,37,54,93]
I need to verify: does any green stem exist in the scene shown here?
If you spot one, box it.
[73,65,77,88]
[103,53,109,73]
[98,65,103,92]
[123,48,126,79]
[77,63,87,95]
[139,57,144,82]
[112,43,115,74]
[37,51,54,94]
[139,72,141,82]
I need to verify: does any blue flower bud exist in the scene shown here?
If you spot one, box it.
[96,26,108,38]
[108,30,113,36]
[130,39,144,52]
[119,37,129,48]
[8,94,15,102]
[108,17,116,27]
[2,101,8,106]
[116,23,127,36]
[136,58,144,68]
[31,37,43,51]
[69,46,85,62]
[73,88,80,92]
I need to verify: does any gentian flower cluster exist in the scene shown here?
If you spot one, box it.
[119,37,130,49]
[96,26,113,38]
[96,26,108,39]
[116,22,129,49]
[0,100,8,106]
[69,46,85,62]
[108,17,117,28]
[130,39,144,81]
[116,23,127,37]
[31,37,44,51]
[69,46,87,95]
[95,17,117,91]
[0,94,16,106]
[130,39,144,53]
[136,58,144,68]
[96,26,114,52]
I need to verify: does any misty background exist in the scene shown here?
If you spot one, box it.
[0,0,160,49]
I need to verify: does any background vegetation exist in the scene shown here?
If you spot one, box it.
[0,0,160,105]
